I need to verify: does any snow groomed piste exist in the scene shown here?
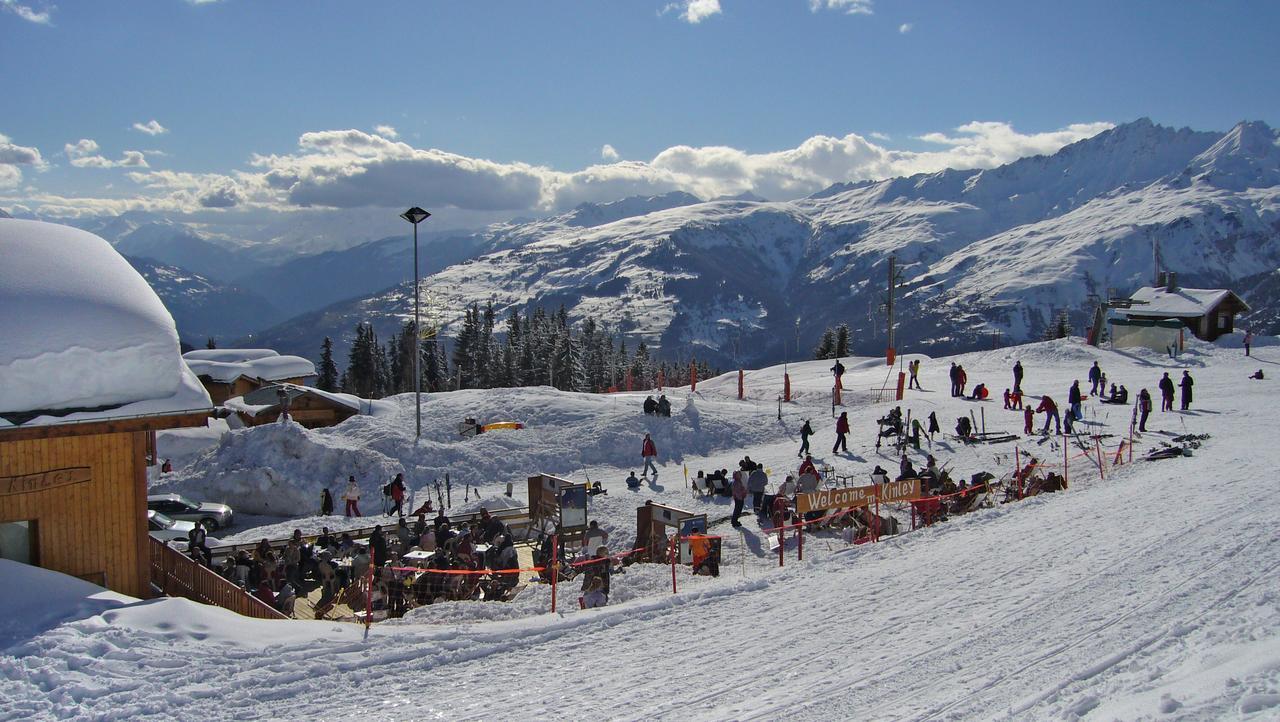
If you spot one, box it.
[5,336,1280,720]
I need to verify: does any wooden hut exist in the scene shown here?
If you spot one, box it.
[183,349,316,406]
[0,219,214,599]
[226,383,362,429]
[1116,274,1251,343]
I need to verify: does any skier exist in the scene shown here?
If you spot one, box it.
[1244,330,1253,357]
[1158,372,1175,412]
[1068,380,1083,421]
[832,411,850,454]
[320,488,334,517]
[640,433,658,476]
[1013,360,1024,394]
[387,473,406,518]
[342,476,362,517]
[1036,395,1061,435]
[1179,371,1194,411]
[1088,362,1103,396]
[1137,388,1152,432]
[908,359,922,390]
[927,411,940,441]
[1023,405,1034,435]
[831,358,846,389]
[956,365,968,398]
[949,363,960,397]
[798,418,814,457]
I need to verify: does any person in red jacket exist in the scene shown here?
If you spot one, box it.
[1023,406,1034,435]
[1036,395,1061,435]
[641,433,658,477]
[798,455,818,480]
[956,366,968,397]
[832,411,850,453]
[771,494,790,529]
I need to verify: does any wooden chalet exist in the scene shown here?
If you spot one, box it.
[183,349,317,406]
[1116,273,1252,343]
[1,219,215,599]
[226,383,362,429]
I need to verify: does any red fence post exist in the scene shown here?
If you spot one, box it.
[738,369,745,400]
[364,556,374,630]
[777,528,784,567]
[550,534,558,613]
[670,536,678,594]
[874,495,881,543]
[1063,440,1070,490]
[798,522,804,561]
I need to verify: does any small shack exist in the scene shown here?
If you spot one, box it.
[0,219,214,598]
[526,474,589,545]
[1113,274,1251,345]
[225,383,363,429]
[636,501,706,563]
[184,348,316,405]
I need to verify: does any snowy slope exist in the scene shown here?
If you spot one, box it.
[125,256,284,343]
[249,119,1280,367]
[4,335,1279,720]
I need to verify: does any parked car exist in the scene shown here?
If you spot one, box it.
[147,494,234,531]
[147,509,198,545]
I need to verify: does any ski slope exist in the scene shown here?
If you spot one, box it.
[3,336,1280,720]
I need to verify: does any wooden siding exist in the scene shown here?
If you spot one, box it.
[0,431,150,598]
[238,393,357,429]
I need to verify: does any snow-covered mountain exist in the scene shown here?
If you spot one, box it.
[124,256,283,344]
[248,119,1280,367]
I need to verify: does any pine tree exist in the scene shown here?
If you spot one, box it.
[205,337,217,349]
[834,323,850,357]
[814,328,836,359]
[317,337,339,392]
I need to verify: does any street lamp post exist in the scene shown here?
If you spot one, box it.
[400,207,432,439]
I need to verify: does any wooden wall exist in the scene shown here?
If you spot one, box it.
[0,431,149,598]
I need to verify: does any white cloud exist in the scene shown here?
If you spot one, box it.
[869,131,891,141]
[0,132,45,188]
[663,0,721,24]
[601,144,620,161]
[899,22,912,33]
[809,0,874,15]
[64,138,150,168]
[10,121,1114,218]
[1,0,53,24]
[374,125,398,139]
[131,119,168,136]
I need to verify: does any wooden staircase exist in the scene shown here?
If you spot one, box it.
[148,537,287,620]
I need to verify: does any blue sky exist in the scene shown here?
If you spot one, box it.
[2,0,1278,227]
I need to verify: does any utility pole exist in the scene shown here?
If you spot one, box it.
[886,254,896,353]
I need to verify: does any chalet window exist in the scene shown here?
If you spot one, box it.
[1218,313,1230,330]
[0,520,38,565]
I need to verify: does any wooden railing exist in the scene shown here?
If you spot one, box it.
[149,537,288,620]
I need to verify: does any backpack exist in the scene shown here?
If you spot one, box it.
[382,483,392,497]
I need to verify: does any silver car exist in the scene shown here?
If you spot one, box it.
[147,494,234,531]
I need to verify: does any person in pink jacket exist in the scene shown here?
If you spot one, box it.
[641,433,658,476]
[730,472,748,527]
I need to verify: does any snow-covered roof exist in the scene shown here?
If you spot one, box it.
[225,383,365,416]
[0,219,213,425]
[183,349,316,384]
[1120,286,1250,319]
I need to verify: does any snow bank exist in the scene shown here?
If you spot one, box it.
[0,560,133,648]
[0,219,187,414]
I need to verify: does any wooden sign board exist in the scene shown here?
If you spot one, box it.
[795,478,921,514]
[795,485,876,514]
[0,467,91,496]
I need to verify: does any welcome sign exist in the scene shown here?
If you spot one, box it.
[795,478,922,514]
